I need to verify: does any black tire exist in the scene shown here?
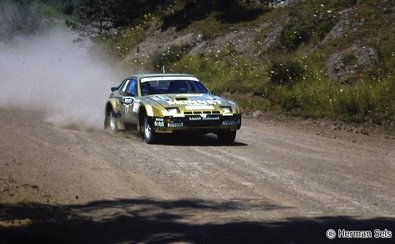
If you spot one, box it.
[143,116,157,144]
[217,130,236,145]
[104,110,119,133]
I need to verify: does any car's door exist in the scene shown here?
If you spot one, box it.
[110,78,127,109]
[119,78,139,124]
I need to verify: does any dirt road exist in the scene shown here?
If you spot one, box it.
[0,108,394,243]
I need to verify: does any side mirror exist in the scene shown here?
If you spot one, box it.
[122,97,134,105]
[111,87,118,92]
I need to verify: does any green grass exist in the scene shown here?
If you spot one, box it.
[161,46,395,124]
[105,13,161,59]
[102,0,395,125]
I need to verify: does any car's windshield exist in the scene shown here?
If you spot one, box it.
[140,79,210,95]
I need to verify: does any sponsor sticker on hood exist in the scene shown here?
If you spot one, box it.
[167,99,222,106]
[151,95,171,102]
[151,94,223,106]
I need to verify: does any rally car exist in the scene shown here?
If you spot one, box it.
[104,73,242,144]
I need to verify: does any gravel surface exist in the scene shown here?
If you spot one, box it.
[0,108,394,243]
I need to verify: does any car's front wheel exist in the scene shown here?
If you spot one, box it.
[143,116,157,144]
[217,130,236,145]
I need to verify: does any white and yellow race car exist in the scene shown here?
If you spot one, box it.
[104,73,242,144]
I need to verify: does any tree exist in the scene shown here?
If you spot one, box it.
[78,0,115,33]
[74,0,163,34]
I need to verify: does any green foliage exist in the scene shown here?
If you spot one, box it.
[72,0,166,35]
[78,0,114,32]
[96,0,395,125]
[320,0,358,9]
[166,55,231,94]
[280,19,311,51]
[63,1,75,15]
[151,46,190,71]
[161,0,268,31]
[333,81,394,122]
[342,53,357,66]
[105,13,160,58]
[280,1,343,51]
[269,60,305,86]
[38,0,80,17]
[268,63,395,122]
[161,49,395,123]
[163,45,272,95]
[216,0,269,23]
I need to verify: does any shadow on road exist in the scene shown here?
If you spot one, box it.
[120,131,248,146]
[155,133,248,147]
[1,198,393,243]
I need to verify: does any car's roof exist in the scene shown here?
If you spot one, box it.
[130,73,197,80]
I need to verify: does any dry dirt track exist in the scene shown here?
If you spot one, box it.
[0,108,394,243]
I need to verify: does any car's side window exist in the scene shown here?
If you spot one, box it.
[119,80,130,96]
[125,78,138,97]
[120,79,127,88]
[113,79,126,92]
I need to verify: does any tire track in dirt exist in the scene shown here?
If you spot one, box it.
[1,109,394,221]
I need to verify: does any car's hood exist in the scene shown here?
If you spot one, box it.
[146,93,230,111]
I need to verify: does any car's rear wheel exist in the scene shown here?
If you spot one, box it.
[217,130,236,145]
[104,110,119,133]
[143,116,157,144]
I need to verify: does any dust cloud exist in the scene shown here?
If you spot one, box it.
[0,27,127,130]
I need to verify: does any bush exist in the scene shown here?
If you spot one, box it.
[280,2,339,51]
[106,13,161,58]
[216,1,268,23]
[342,53,357,66]
[151,45,190,71]
[280,19,312,51]
[63,3,74,15]
[269,60,305,86]
[336,90,361,117]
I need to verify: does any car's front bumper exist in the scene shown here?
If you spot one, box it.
[150,114,242,133]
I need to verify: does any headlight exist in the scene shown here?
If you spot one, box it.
[220,106,232,113]
[166,107,180,115]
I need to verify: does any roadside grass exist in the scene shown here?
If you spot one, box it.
[271,72,395,123]
[163,50,394,125]
[105,13,161,58]
[186,14,234,41]
[100,0,394,125]
[31,0,395,126]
